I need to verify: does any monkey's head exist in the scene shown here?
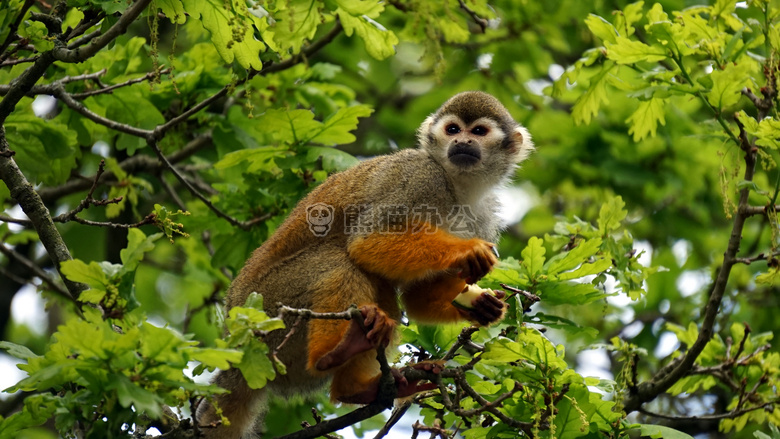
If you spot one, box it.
[418,91,533,184]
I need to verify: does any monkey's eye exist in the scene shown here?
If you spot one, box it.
[446,124,461,135]
[471,126,488,136]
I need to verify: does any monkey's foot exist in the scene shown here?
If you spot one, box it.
[453,240,498,284]
[457,289,507,326]
[337,365,440,404]
[396,362,442,398]
[315,305,396,371]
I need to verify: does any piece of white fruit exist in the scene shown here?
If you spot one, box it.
[452,284,495,311]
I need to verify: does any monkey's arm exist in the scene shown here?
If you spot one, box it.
[347,226,497,283]
[402,274,506,326]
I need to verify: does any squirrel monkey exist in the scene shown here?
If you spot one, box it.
[197,91,533,438]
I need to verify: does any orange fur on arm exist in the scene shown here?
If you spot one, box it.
[402,274,467,324]
[347,225,489,282]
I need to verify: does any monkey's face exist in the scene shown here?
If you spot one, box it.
[418,92,534,182]
[423,114,528,178]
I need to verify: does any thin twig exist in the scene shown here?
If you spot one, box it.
[638,400,776,422]
[372,400,412,439]
[71,69,170,98]
[54,84,153,137]
[146,138,256,229]
[64,11,106,44]
[0,242,73,301]
[68,212,157,229]
[411,421,449,439]
[0,56,39,67]
[455,374,534,434]
[457,0,488,32]
[442,326,479,361]
[52,0,154,63]
[742,205,780,216]
[0,0,35,61]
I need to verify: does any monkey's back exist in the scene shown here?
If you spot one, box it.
[226,148,456,309]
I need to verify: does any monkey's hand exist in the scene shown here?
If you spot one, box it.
[452,240,498,284]
[315,305,396,371]
[456,289,507,326]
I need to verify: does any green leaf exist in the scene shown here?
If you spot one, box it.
[182,0,267,70]
[707,62,755,110]
[617,1,645,37]
[572,61,615,125]
[95,88,165,155]
[306,105,374,145]
[156,0,186,24]
[525,313,600,338]
[110,374,164,418]
[337,9,399,60]
[637,424,695,439]
[626,97,667,141]
[214,146,288,172]
[5,112,77,185]
[736,180,769,196]
[236,339,276,389]
[666,321,698,347]
[269,0,324,55]
[0,341,39,361]
[60,259,109,288]
[545,238,603,276]
[756,267,780,285]
[597,196,627,234]
[521,237,546,276]
[191,348,244,370]
[120,229,161,273]
[437,18,470,43]
[539,281,607,306]
[483,328,568,370]
[555,258,612,281]
[19,21,54,52]
[139,323,191,364]
[305,147,360,172]
[585,14,618,44]
[605,36,667,64]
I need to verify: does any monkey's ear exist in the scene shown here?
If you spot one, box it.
[417,115,436,148]
[513,125,534,163]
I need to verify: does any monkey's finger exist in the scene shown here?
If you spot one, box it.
[469,312,491,326]
[362,305,377,327]
[470,259,484,281]
[493,289,507,300]
[479,255,494,279]
[481,293,506,309]
[473,302,502,322]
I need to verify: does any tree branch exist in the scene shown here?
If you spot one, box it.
[638,400,777,422]
[623,120,760,415]
[51,0,154,63]
[0,127,83,301]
